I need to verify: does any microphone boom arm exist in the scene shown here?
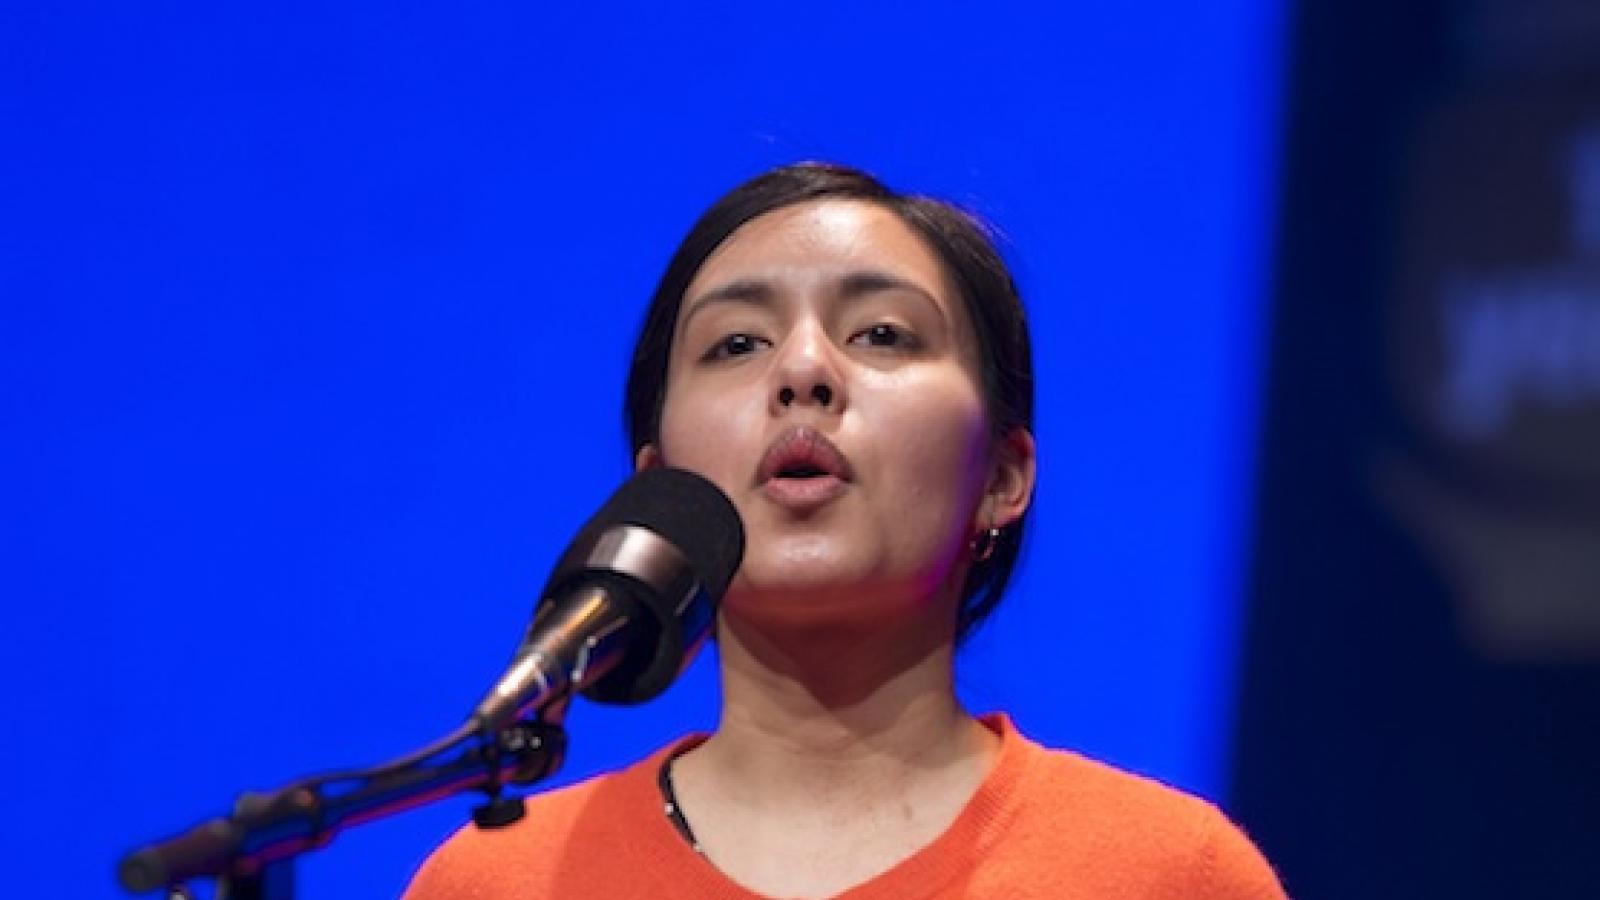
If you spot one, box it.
[117,714,567,898]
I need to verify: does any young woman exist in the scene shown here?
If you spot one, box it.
[404,163,1285,899]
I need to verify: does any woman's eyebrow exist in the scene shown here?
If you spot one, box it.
[681,279,774,329]
[682,271,946,329]
[838,271,948,323]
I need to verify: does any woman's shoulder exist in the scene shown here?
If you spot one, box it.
[990,715,1226,823]
[990,718,1286,898]
[1022,735,1225,829]
[401,736,693,900]
[400,773,612,899]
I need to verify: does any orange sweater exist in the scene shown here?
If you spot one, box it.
[404,716,1286,899]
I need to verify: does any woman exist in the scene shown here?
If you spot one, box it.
[405,163,1285,899]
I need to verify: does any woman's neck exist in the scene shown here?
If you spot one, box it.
[687,604,995,802]
[664,596,1000,898]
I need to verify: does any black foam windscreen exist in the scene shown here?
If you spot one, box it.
[547,467,744,599]
[534,467,743,705]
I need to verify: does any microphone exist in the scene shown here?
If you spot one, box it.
[471,468,743,730]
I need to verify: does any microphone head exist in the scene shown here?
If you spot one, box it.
[540,468,744,703]
[572,467,744,600]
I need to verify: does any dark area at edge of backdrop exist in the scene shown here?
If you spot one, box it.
[1232,0,1600,897]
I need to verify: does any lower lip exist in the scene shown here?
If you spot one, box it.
[761,475,847,510]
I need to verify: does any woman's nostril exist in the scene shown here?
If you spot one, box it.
[778,384,834,407]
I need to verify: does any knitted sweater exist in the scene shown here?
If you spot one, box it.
[403,715,1286,899]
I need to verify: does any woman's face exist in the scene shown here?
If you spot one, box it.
[645,200,1029,631]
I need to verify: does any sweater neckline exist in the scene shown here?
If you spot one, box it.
[616,713,1035,900]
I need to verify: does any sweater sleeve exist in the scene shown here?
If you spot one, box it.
[1192,807,1288,899]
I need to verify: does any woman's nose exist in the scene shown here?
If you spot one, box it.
[770,325,844,415]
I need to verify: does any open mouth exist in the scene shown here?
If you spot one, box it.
[776,463,830,479]
[757,426,852,485]
[757,427,852,509]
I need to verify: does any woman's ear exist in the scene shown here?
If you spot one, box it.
[983,426,1037,530]
[634,443,663,472]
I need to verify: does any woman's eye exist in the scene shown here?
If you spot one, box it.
[851,323,918,349]
[703,332,765,361]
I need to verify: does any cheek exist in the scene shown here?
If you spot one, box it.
[655,378,762,483]
[859,375,992,514]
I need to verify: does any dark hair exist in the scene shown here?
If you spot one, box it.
[625,162,1034,641]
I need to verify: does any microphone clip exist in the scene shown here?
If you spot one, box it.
[470,716,569,829]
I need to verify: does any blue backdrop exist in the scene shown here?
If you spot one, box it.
[2,3,1285,897]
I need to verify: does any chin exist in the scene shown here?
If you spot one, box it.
[725,559,936,624]
[733,561,869,599]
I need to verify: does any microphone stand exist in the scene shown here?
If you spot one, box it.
[119,473,737,898]
[117,706,570,899]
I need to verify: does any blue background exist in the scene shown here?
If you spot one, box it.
[2,3,1285,897]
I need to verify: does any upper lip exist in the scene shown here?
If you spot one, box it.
[756,426,853,484]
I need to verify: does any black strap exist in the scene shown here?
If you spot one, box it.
[656,756,705,854]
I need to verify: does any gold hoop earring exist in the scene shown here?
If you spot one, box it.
[971,526,1001,563]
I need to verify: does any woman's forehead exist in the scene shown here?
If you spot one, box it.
[683,199,953,305]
